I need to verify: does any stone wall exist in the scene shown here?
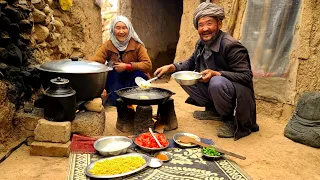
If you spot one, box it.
[174,0,200,62]
[100,0,117,43]
[33,0,102,61]
[295,0,320,98]
[0,81,15,144]
[0,0,102,144]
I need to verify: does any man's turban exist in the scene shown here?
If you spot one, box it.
[193,2,225,29]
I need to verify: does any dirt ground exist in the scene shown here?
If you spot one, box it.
[0,79,319,180]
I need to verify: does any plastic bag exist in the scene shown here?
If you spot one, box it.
[241,0,301,77]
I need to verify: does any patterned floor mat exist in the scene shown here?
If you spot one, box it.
[66,147,252,180]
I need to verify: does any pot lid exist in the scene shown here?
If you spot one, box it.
[44,77,76,97]
[50,77,69,85]
[38,58,112,74]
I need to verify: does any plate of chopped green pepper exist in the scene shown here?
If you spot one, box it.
[201,147,224,160]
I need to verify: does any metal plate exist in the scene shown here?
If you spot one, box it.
[84,153,151,179]
[173,132,201,148]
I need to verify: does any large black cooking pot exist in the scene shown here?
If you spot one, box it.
[115,86,175,105]
[37,57,112,101]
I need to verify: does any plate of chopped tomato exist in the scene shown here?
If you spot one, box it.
[134,132,169,152]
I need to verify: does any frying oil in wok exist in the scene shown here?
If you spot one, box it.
[124,92,165,100]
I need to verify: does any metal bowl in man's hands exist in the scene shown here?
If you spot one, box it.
[171,71,202,86]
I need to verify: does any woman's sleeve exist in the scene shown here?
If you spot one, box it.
[88,43,108,64]
[130,45,152,73]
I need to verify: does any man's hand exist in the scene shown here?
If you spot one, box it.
[154,64,176,77]
[113,62,127,72]
[101,89,107,104]
[200,69,221,82]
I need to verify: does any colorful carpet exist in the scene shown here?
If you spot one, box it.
[66,139,252,180]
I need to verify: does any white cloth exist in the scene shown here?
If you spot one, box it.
[109,16,145,51]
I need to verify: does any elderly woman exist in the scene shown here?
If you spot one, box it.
[154,2,259,140]
[89,16,152,106]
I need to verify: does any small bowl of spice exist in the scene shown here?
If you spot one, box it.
[154,151,172,162]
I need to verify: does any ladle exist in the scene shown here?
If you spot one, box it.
[177,135,246,160]
[149,128,163,148]
[135,77,158,88]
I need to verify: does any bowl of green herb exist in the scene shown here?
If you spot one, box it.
[202,147,224,160]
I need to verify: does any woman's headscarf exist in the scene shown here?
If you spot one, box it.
[193,2,225,29]
[109,15,145,51]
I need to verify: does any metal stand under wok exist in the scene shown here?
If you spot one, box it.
[115,98,178,134]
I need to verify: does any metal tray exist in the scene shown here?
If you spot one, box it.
[84,153,151,179]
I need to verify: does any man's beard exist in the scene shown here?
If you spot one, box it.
[201,30,221,46]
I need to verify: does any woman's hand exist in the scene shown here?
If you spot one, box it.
[200,69,221,82]
[113,62,127,72]
[154,64,176,77]
[101,89,107,104]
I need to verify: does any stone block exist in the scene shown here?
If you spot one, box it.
[30,141,70,157]
[34,119,71,143]
[116,100,134,133]
[71,108,105,136]
[133,106,154,135]
[296,91,320,120]
[84,98,103,112]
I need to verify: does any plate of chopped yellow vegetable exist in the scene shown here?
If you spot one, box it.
[84,153,151,178]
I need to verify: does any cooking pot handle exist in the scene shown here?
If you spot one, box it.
[71,57,79,61]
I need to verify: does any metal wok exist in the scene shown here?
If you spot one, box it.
[115,86,175,105]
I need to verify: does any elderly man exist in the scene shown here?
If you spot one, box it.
[154,2,259,140]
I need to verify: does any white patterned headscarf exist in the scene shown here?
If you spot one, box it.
[193,2,225,29]
[109,16,145,51]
